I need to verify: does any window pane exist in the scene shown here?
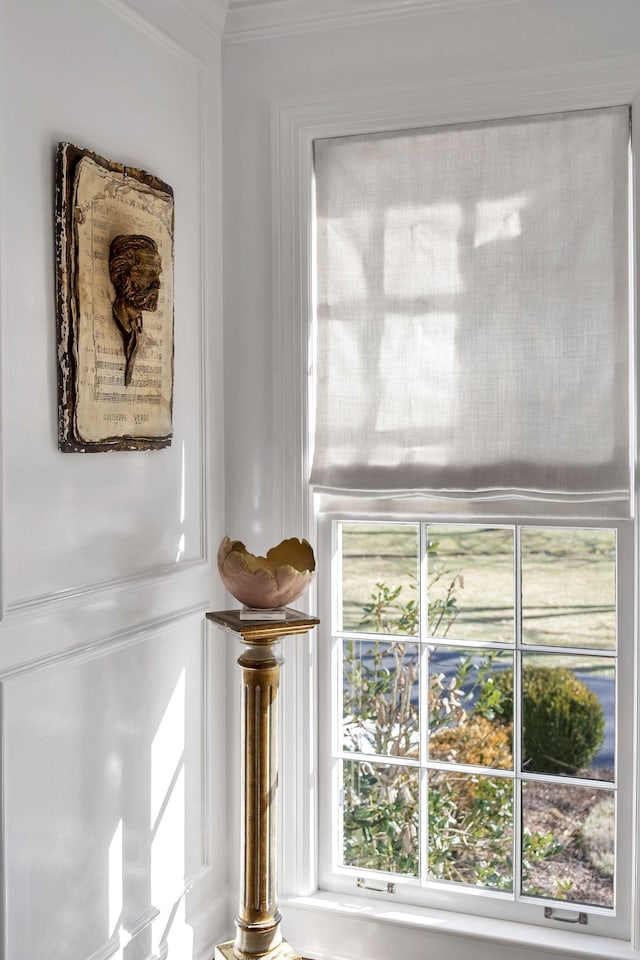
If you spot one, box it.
[427,525,514,643]
[519,654,614,779]
[331,520,621,919]
[339,523,419,635]
[342,760,419,876]
[343,639,419,756]
[521,528,616,650]
[521,782,614,908]
[428,771,513,891]
[428,647,513,769]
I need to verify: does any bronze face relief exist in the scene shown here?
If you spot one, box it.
[55,142,174,452]
[109,235,162,386]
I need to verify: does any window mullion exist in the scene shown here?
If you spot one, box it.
[332,521,344,877]
[513,525,523,904]
[333,520,343,636]
[420,522,429,885]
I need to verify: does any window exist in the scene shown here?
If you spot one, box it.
[321,519,629,931]
[309,104,635,941]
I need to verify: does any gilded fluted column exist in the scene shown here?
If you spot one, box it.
[208,609,319,960]
[236,641,282,956]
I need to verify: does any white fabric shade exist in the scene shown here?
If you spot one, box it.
[311,107,631,511]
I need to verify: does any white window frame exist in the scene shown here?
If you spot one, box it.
[272,67,640,960]
[318,514,632,939]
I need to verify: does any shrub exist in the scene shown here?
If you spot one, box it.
[430,714,513,770]
[427,770,513,890]
[580,796,615,878]
[493,666,604,775]
[343,761,419,876]
[429,716,513,822]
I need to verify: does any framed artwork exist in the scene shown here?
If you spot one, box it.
[55,142,174,452]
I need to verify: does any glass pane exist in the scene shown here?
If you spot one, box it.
[343,639,419,756]
[519,654,614,780]
[428,647,513,769]
[427,525,514,643]
[340,523,419,635]
[342,760,419,876]
[521,527,616,650]
[521,782,614,908]
[428,771,513,891]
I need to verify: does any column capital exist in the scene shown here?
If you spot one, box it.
[206,608,320,643]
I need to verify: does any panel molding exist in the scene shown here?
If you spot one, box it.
[123,905,162,943]
[224,0,523,43]
[0,25,7,625]
[0,681,4,960]
[194,61,212,568]
[100,0,212,576]
[1,611,220,960]
[84,887,228,960]
[200,617,212,870]
[86,932,122,960]
[0,609,222,960]
[4,556,208,619]
[0,601,209,682]
[99,0,211,566]
[189,889,231,960]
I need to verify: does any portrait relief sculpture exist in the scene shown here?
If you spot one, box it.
[56,142,174,452]
[109,234,162,386]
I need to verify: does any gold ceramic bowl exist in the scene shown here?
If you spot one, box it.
[217,536,316,609]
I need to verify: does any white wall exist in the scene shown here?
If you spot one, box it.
[221,2,640,958]
[0,1,227,958]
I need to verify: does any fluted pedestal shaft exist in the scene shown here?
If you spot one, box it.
[236,641,282,956]
[207,609,319,960]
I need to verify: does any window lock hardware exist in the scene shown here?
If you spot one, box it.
[544,907,588,925]
[357,878,396,894]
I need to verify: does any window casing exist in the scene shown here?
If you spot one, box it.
[273,75,640,957]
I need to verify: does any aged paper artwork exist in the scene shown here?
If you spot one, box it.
[56,142,174,452]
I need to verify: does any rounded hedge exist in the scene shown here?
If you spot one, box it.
[492,665,604,775]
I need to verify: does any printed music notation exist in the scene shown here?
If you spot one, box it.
[96,373,162,390]
[96,391,162,405]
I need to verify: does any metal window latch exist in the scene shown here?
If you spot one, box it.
[357,878,396,894]
[544,907,588,925]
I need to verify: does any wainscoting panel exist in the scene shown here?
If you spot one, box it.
[1,612,222,960]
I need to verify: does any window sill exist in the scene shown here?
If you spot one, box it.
[280,890,638,960]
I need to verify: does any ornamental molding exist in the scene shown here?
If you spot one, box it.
[104,0,228,41]
[224,0,522,43]
[177,0,228,38]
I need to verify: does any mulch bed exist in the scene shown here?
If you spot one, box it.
[522,770,614,908]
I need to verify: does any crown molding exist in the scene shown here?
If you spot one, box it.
[177,0,228,39]
[224,0,522,43]
[107,0,228,42]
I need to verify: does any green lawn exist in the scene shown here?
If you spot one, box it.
[339,523,616,655]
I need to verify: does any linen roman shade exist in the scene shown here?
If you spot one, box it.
[310,107,631,511]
